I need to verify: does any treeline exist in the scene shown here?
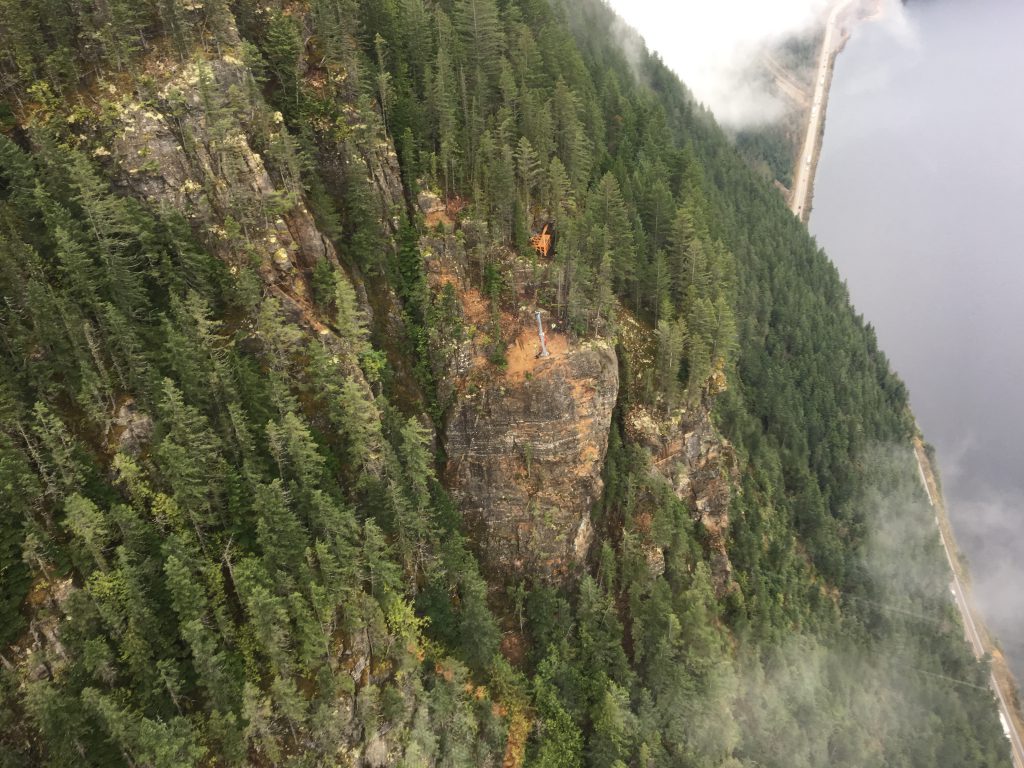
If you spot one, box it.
[0,0,1013,767]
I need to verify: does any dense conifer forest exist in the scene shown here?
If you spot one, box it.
[0,0,1012,766]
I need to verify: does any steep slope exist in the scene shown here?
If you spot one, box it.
[0,8,511,767]
[444,332,618,579]
[0,1,1013,767]
[420,231,618,579]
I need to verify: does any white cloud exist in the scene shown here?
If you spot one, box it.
[603,0,837,125]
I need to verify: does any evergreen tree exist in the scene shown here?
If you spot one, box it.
[0,2,1008,766]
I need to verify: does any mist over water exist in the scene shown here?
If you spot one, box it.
[811,0,1024,678]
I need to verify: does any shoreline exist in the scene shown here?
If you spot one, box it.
[914,435,1024,766]
[789,0,877,223]
[804,4,1024,757]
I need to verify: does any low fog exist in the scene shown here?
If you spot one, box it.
[607,0,1024,682]
[732,443,1006,765]
[811,0,1024,679]
[605,0,837,125]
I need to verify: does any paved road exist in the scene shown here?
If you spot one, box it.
[913,441,1024,768]
[790,0,858,220]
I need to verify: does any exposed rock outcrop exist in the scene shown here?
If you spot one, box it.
[428,242,619,581]
[91,42,390,390]
[446,339,618,580]
[104,56,336,304]
[43,38,424,768]
[5,577,74,683]
[626,404,737,593]
[108,398,153,457]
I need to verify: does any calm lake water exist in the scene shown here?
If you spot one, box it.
[811,0,1024,678]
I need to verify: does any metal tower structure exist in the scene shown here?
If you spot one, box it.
[535,310,550,358]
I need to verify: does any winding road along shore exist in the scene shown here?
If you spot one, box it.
[795,4,1024,759]
[789,0,859,221]
[913,437,1024,768]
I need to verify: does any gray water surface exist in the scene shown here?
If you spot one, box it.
[811,0,1024,678]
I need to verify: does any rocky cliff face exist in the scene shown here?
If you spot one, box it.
[425,239,619,581]
[56,9,725,599]
[101,54,336,325]
[63,9,623,597]
[446,340,618,580]
[626,402,737,593]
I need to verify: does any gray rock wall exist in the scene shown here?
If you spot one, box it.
[445,340,618,581]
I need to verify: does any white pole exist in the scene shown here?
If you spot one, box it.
[535,311,550,358]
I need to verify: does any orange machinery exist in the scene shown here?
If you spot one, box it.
[530,223,553,258]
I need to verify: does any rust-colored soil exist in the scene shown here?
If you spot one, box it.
[500,630,526,666]
[505,327,568,379]
[425,209,453,229]
[434,267,490,328]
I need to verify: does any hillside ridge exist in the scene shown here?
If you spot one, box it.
[0,1,1013,766]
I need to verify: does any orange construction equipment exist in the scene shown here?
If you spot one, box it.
[530,223,552,258]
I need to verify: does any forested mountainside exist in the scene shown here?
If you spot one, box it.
[0,1,1010,766]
